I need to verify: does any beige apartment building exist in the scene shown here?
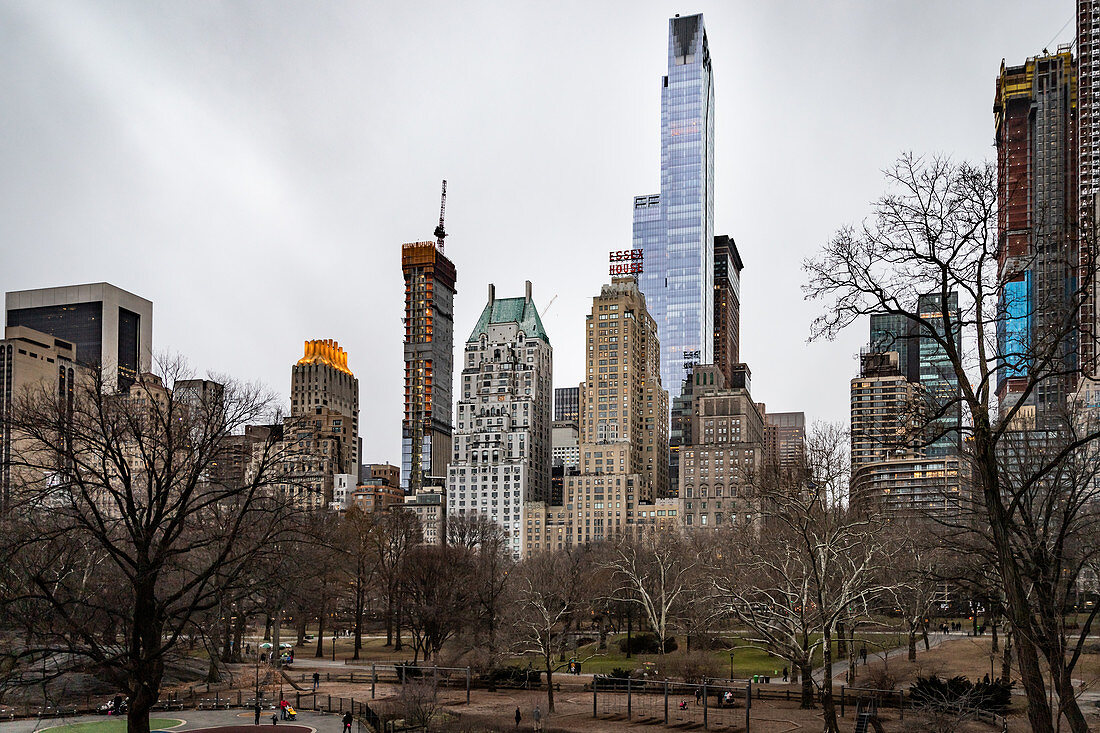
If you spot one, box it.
[679,364,765,531]
[0,326,83,507]
[292,339,359,480]
[522,276,671,555]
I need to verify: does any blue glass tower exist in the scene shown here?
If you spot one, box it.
[633,13,715,401]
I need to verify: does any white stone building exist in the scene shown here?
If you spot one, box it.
[447,282,552,559]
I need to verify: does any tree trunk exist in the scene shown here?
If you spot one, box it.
[127,588,166,733]
[545,663,555,713]
[625,612,632,659]
[820,625,839,733]
[395,604,403,652]
[232,614,246,663]
[1052,660,1090,733]
[385,593,394,647]
[264,613,272,641]
[220,610,232,663]
[908,628,917,662]
[990,618,998,653]
[353,582,364,660]
[799,663,814,709]
[977,438,1055,733]
[315,611,325,658]
[921,625,929,652]
[206,655,220,683]
[1001,629,1012,683]
[836,621,846,659]
[295,614,307,646]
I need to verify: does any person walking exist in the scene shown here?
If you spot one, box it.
[782,667,788,682]
[342,711,353,733]
[514,707,521,728]
[312,672,320,692]
[271,712,278,726]
[533,704,542,732]
[254,703,261,725]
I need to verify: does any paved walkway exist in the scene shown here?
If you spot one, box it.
[812,632,952,684]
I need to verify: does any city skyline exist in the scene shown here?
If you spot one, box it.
[0,1,1073,467]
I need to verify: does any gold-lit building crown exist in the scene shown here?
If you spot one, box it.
[297,339,353,376]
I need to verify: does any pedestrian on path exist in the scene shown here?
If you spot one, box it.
[533,704,542,732]
[342,711,353,732]
[782,667,788,682]
[514,706,521,728]
[254,703,261,725]
[271,713,278,726]
[313,672,320,691]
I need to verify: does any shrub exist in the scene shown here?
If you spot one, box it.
[663,651,722,684]
[617,633,678,655]
[862,666,898,691]
[908,675,1013,714]
[482,666,541,687]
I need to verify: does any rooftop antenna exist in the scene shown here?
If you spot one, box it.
[434,179,448,252]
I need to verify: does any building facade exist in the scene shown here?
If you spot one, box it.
[634,13,716,403]
[552,420,580,470]
[0,327,81,508]
[446,282,553,559]
[850,456,964,516]
[1079,0,1100,377]
[522,276,671,555]
[5,283,152,391]
[292,339,359,480]
[554,386,580,423]
[679,364,764,530]
[764,411,806,472]
[850,351,926,467]
[401,241,457,490]
[713,235,743,385]
[995,49,1081,419]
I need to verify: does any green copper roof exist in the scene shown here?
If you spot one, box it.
[469,296,549,344]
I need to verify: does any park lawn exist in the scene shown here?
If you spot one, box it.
[46,719,181,733]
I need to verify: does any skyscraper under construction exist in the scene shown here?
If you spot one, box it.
[995,49,1080,418]
[401,240,457,491]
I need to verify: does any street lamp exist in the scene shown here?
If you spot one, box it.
[332,635,337,662]
[729,651,734,680]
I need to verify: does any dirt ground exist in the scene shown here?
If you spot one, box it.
[308,680,1043,732]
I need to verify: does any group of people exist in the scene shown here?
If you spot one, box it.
[513,705,542,731]
[940,621,964,634]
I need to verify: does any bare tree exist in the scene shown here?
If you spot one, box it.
[399,544,475,663]
[0,357,302,733]
[367,510,421,649]
[509,547,597,713]
[341,507,379,660]
[714,423,895,729]
[603,532,695,657]
[804,154,1100,732]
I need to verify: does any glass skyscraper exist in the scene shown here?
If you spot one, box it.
[633,13,715,401]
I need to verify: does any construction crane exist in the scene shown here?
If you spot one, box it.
[434,179,448,252]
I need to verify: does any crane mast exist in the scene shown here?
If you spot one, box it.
[434,179,448,252]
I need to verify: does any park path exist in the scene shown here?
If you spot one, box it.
[811,632,952,684]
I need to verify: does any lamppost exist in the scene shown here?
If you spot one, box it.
[729,652,734,680]
[332,635,337,662]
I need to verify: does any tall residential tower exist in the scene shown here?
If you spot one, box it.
[447,282,552,559]
[634,13,716,402]
[995,49,1080,419]
[401,241,457,490]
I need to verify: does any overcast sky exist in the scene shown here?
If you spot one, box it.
[0,1,1075,466]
